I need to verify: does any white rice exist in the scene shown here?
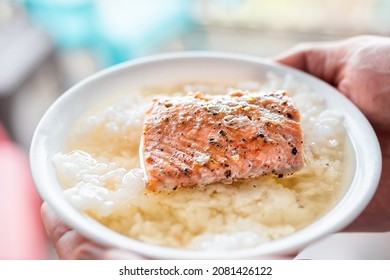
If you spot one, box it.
[53,73,352,250]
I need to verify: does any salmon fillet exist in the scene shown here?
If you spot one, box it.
[141,90,304,191]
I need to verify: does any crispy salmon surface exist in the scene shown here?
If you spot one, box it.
[141,90,304,191]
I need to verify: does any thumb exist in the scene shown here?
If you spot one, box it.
[273,42,341,85]
[273,44,311,70]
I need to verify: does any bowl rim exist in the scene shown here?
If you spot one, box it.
[30,51,382,259]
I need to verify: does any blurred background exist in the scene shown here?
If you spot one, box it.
[0,0,389,259]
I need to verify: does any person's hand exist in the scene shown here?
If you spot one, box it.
[274,35,390,231]
[41,202,144,259]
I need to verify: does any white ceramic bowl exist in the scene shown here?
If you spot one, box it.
[30,52,381,259]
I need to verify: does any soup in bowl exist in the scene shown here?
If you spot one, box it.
[30,52,381,259]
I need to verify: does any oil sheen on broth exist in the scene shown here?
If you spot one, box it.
[53,76,353,250]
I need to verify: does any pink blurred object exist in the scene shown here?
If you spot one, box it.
[0,123,48,259]
[0,124,9,141]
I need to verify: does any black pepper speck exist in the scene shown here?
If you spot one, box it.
[292,147,298,155]
[219,130,227,136]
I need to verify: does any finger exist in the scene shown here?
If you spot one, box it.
[273,42,343,85]
[272,44,312,70]
[41,202,87,259]
[41,202,146,260]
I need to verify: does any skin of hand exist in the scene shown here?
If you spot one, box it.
[41,202,144,260]
[274,35,390,231]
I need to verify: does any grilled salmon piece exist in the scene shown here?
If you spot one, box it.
[141,90,304,191]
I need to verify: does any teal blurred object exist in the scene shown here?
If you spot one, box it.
[22,0,195,66]
[377,0,390,33]
[23,0,96,48]
[94,0,194,66]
